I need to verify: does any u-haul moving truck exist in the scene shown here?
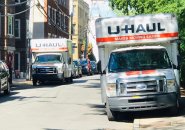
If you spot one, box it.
[30,38,73,86]
[95,14,180,121]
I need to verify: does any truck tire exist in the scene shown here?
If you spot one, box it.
[106,102,118,121]
[70,76,73,83]
[33,79,37,86]
[169,98,180,116]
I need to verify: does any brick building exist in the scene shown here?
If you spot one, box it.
[29,0,70,39]
[0,0,15,68]
[0,0,70,78]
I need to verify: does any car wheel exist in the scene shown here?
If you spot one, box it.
[4,79,10,95]
[70,75,73,83]
[33,79,37,86]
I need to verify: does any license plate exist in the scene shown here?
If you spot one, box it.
[132,95,140,98]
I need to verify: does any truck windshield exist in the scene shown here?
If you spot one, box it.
[108,49,172,73]
[35,54,62,63]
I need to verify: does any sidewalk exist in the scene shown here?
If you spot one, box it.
[12,78,32,86]
[133,88,185,130]
[133,116,185,130]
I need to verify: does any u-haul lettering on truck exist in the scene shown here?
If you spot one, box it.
[35,42,65,48]
[30,39,68,52]
[108,23,165,34]
[95,14,179,45]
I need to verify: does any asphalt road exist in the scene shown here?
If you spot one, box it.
[1,75,185,130]
[0,75,132,130]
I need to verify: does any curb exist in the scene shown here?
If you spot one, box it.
[133,119,140,130]
[133,117,185,130]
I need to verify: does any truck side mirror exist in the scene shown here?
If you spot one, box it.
[173,64,177,69]
[177,55,181,66]
[173,64,180,70]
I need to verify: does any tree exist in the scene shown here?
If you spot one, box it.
[109,0,185,85]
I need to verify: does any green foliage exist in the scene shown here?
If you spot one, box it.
[109,0,185,86]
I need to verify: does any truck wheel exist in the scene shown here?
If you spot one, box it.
[33,79,37,86]
[106,102,118,121]
[169,99,180,116]
[70,76,73,83]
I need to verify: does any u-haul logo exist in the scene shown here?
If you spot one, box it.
[108,23,165,34]
[35,42,66,48]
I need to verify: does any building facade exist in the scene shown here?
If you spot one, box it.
[0,0,70,79]
[29,0,70,39]
[72,0,89,60]
[0,0,15,70]
[14,0,28,74]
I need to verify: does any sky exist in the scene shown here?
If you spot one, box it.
[84,0,116,61]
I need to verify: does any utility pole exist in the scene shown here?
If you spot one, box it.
[4,0,7,55]
[84,29,88,59]
[26,0,34,80]
[69,0,74,40]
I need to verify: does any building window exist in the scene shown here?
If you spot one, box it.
[48,6,51,25]
[61,13,64,29]
[51,8,56,24]
[8,15,14,36]
[54,9,56,24]
[64,0,66,6]
[57,11,61,27]
[15,19,21,38]
[48,33,51,38]
[26,19,29,38]
[14,52,20,71]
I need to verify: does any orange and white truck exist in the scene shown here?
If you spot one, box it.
[95,14,180,121]
[30,38,73,86]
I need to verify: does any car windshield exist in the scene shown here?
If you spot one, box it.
[73,61,78,66]
[35,54,62,63]
[108,49,172,73]
[80,60,87,65]
[90,62,96,66]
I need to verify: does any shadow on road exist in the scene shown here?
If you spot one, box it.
[86,87,185,123]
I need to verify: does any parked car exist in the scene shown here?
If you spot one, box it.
[72,61,79,78]
[80,59,92,75]
[90,61,98,74]
[0,60,10,95]
[73,60,82,77]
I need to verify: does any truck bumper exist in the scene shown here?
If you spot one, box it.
[108,93,177,112]
[32,73,64,81]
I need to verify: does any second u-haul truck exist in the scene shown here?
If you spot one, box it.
[30,38,73,86]
[95,14,180,121]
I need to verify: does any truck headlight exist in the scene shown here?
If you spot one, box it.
[107,83,116,97]
[167,79,176,92]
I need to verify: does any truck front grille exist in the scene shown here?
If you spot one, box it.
[117,76,166,96]
[36,67,57,74]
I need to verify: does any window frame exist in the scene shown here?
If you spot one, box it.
[15,19,21,39]
[48,6,51,25]
[8,14,14,36]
